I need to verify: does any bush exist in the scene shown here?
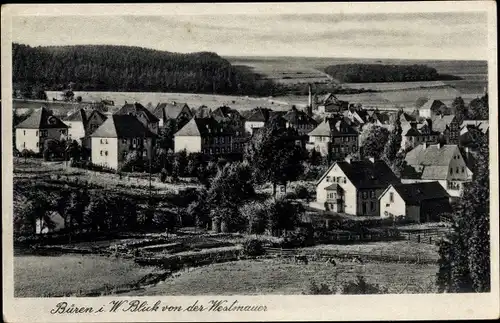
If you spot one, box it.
[340,275,387,294]
[284,191,298,200]
[294,185,311,200]
[303,280,335,295]
[242,239,265,257]
[280,227,314,248]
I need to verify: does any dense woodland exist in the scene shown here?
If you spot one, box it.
[324,64,462,83]
[13,43,374,97]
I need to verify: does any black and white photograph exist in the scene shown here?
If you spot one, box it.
[2,2,498,322]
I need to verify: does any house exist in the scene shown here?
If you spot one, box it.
[90,115,156,170]
[460,120,489,135]
[400,112,418,124]
[366,110,391,126]
[314,93,349,114]
[15,106,68,154]
[401,143,473,197]
[307,116,359,159]
[419,99,448,118]
[152,102,192,127]
[244,107,273,134]
[314,158,400,216]
[401,121,441,150]
[282,106,318,135]
[345,106,369,126]
[430,114,460,144]
[36,211,65,234]
[174,117,244,155]
[114,102,160,135]
[379,182,451,223]
[193,105,213,118]
[63,108,107,147]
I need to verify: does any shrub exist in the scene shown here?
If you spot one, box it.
[239,201,268,234]
[303,280,335,295]
[242,239,265,257]
[284,191,297,200]
[294,185,311,200]
[280,226,314,248]
[340,275,387,294]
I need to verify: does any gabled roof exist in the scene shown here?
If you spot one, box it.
[400,112,417,123]
[16,107,68,129]
[115,102,159,123]
[90,115,156,138]
[193,105,213,118]
[212,106,244,123]
[246,108,272,122]
[174,117,232,137]
[405,143,458,166]
[461,120,489,133]
[153,102,192,120]
[63,108,91,122]
[309,117,358,137]
[282,107,317,126]
[430,115,457,133]
[318,159,399,189]
[421,99,446,112]
[385,182,450,205]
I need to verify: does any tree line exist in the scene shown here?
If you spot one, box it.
[324,64,462,83]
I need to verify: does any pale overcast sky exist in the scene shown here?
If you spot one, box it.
[11,11,488,60]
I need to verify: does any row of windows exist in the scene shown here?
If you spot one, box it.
[327,192,341,199]
[202,147,233,154]
[326,176,347,184]
[450,167,465,175]
[332,145,357,153]
[361,191,376,199]
[447,181,461,190]
[100,150,109,156]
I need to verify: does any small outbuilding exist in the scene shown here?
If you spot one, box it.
[379,182,451,223]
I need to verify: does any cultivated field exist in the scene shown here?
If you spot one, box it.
[126,258,438,296]
[14,254,163,297]
[44,91,291,112]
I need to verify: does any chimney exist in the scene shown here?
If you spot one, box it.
[307,84,313,117]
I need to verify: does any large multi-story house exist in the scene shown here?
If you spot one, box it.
[115,102,159,135]
[314,158,400,216]
[152,102,192,128]
[90,115,156,170]
[282,106,318,136]
[63,108,107,148]
[307,116,359,160]
[401,143,473,197]
[313,93,349,114]
[244,107,273,134]
[15,106,68,154]
[430,114,460,144]
[401,121,441,150]
[379,182,451,223]
[174,117,244,156]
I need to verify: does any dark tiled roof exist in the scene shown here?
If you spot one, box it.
[153,102,192,120]
[308,117,358,137]
[403,144,460,180]
[421,99,446,112]
[175,117,232,137]
[246,108,272,122]
[212,106,245,123]
[16,107,68,129]
[282,107,317,126]
[115,102,159,123]
[90,115,156,138]
[391,182,450,205]
[319,159,399,189]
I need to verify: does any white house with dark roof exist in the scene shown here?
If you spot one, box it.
[419,99,448,118]
[152,102,192,127]
[307,116,359,159]
[244,108,272,134]
[313,158,400,216]
[63,108,107,147]
[15,106,68,154]
[379,182,451,223]
[90,115,156,169]
[401,143,473,197]
[114,102,160,135]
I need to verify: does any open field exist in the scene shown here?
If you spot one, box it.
[14,254,163,297]
[126,258,437,295]
[302,241,439,261]
[44,91,291,112]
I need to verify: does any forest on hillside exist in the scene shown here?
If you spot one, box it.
[13,44,376,98]
[324,64,463,83]
[12,43,268,95]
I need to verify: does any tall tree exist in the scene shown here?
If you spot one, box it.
[359,124,390,159]
[436,134,490,292]
[244,125,305,196]
[451,96,467,123]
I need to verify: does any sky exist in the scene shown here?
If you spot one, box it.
[11,9,489,60]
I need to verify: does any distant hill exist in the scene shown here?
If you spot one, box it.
[324,64,463,83]
[12,43,261,95]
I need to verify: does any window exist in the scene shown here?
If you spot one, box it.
[23,130,26,136]
[214,137,218,144]
[362,191,368,199]
[35,131,38,136]
[343,177,347,184]
[35,142,38,148]
[389,192,394,203]
[105,151,108,156]
[221,137,225,144]
[370,201,375,211]
[462,167,465,173]
[132,138,136,145]
[326,176,331,182]
[100,150,103,156]
[370,191,375,198]
[337,177,341,183]
[332,177,336,183]
[456,167,459,174]
[450,168,453,174]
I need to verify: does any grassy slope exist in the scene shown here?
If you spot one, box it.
[127,258,437,296]
[14,255,162,297]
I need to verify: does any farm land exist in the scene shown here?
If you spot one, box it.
[14,158,443,296]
